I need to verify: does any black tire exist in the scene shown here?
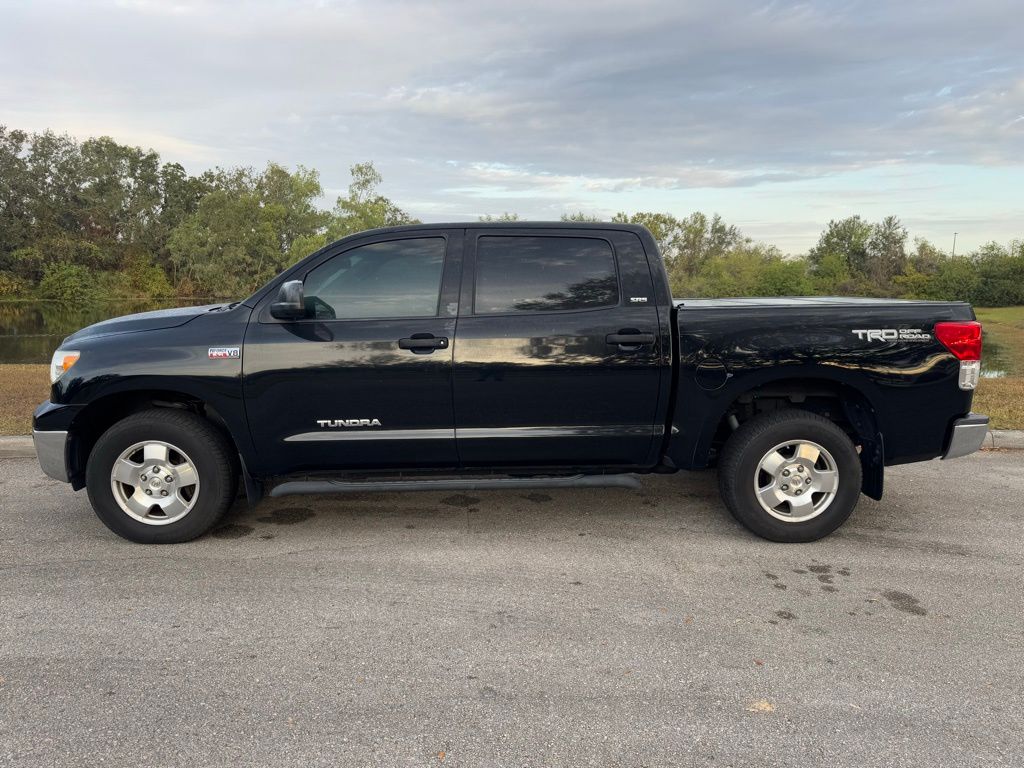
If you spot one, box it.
[86,409,238,543]
[717,409,862,542]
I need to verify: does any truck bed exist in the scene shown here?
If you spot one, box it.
[667,296,976,472]
[675,296,968,309]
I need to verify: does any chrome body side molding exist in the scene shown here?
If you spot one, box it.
[285,425,664,442]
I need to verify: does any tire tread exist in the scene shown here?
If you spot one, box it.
[717,409,862,542]
[85,409,237,543]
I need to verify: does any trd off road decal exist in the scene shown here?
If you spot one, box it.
[852,329,931,342]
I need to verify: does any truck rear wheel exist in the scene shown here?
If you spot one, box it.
[85,409,237,543]
[717,409,862,542]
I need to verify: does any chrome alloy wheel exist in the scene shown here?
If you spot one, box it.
[753,440,839,523]
[109,440,200,525]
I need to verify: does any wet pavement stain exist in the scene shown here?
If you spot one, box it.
[776,610,796,621]
[520,493,552,504]
[883,590,928,616]
[440,494,481,508]
[211,523,253,539]
[807,564,831,574]
[258,534,275,540]
[257,508,315,525]
[821,585,839,593]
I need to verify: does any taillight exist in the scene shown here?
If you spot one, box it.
[935,321,982,360]
[934,321,982,390]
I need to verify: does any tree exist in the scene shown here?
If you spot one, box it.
[865,215,908,286]
[327,162,417,239]
[808,216,872,277]
[972,241,1024,306]
[560,211,601,222]
[478,212,521,222]
[169,163,329,297]
[810,251,853,294]
[0,127,32,256]
[612,211,746,291]
[909,237,945,274]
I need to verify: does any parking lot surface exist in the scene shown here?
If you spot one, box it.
[1,452,1022,767]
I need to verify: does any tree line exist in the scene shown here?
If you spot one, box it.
[1,126,1021,305]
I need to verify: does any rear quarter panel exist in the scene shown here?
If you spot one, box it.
[669,301,976,469]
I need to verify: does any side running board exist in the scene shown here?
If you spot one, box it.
[268,473,641,498]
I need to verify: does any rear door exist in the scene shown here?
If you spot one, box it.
[243,230,462,475]
[452,227,666,468]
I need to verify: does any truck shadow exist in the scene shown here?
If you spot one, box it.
[212,471,732,542]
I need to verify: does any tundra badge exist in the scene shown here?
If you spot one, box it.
[317,419,383,428]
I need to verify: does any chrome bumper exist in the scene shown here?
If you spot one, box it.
[941,414,989,460]
[32,430,70,482]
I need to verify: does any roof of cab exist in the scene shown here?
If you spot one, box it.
[347,221,653,236]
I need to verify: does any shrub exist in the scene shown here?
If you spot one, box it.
[0,271,29,296]
[38,262,97,302]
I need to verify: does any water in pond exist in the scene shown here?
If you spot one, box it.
[0,299,222,364]
[980,332,1011,378]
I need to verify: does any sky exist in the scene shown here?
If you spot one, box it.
[1,0,1022,254]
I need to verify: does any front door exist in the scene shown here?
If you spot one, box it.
[453,228,667,468]
[243,231,462,476]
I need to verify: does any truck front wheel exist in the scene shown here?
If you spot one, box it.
[717,409,862,542]
[85,409,238,543]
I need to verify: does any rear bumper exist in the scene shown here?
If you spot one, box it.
[942,413,989,460]
[32,430,70,482]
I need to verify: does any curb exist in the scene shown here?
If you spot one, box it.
[0,436,35,458]
[986,430,1024,451]
[2,431,1024,459]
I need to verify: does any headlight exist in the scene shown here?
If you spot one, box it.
[50,349,81,383]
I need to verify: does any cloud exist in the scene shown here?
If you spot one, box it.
[0,0,1021,251]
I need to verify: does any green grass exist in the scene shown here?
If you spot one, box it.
[976,306,1024,377]
[973,377,1024,431]
[973,308,1024,429]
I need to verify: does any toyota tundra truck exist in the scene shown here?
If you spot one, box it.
[32,222,989,543]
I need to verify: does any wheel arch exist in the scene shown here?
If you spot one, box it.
[67,389,244,489]
[673,370,885,499]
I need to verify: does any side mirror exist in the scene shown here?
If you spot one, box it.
[270,280,306,320]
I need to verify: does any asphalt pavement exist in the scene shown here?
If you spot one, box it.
[1,452,1022,767]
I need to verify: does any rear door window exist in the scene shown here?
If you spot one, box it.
[474,236,619,314]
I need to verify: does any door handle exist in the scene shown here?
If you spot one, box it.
[606,329,655,351]
[399,333,449,354]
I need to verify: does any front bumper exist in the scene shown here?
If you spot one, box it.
[33,429,71,482]
[941,413,989,460]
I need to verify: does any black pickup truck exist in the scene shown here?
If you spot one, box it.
[33,222,988,543]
